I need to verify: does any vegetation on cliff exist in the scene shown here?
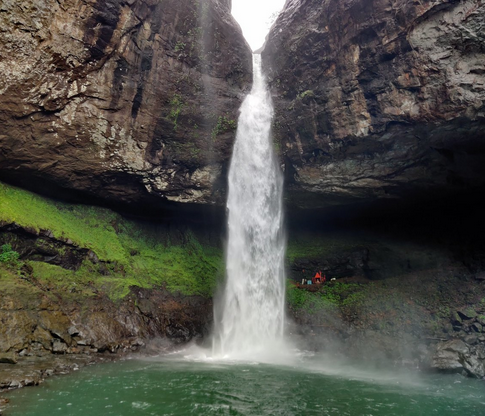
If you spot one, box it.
[287,281,366,312]
[0,182,223,300]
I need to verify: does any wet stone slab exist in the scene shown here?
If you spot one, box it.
[0,353,123,413]
[1,355,97,389]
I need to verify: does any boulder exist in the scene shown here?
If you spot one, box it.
[451,311,462,326]
[457,308,478,320]
[433,340,468,370]
[31,327,54,351]
[67,326,80,337]
[52,340,68,355]
[0,353,17,365]
[464,334,479,346]
[462,356,485,379]
[432,339,485,378]
[472,323,483,333]
[0,311,38,353]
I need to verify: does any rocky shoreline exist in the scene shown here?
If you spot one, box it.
[0,353,118,393]
[0,284,483,413]
[0,352,124,414]
[0,338,190,414]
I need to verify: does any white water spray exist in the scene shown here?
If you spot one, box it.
[213,55,287,360]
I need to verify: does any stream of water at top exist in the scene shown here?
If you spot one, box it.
[212,54,288,360]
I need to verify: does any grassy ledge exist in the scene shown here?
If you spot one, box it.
[0,182,223,300]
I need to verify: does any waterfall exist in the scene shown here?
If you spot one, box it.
[213,54,287,360]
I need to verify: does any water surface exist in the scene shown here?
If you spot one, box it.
[6,352,485,416]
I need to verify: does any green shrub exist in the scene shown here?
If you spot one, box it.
[169,94,184,131]
[0,244,19,264]
[174,41,186,52]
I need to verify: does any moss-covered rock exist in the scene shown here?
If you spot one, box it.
[0,181,223,300]
[0,180,220,354]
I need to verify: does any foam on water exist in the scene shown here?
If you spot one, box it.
[166,346,426,390]
[212,54,288,361]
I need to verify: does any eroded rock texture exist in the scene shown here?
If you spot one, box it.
[262,0,485,209]
[0,281,212,355]
[0,0,251,207]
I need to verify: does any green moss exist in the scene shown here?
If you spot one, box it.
[0,182,223,300]
[286,235,363,262]
[169,94,184,131]
[29,261,98,299]
[0,264,47,306]
[211,115,237,141]
[0,264,20,282]
[335,283,367,307]
[297,90,315,100]
[0,183,124,262]
[287,281,367,315]
[168,141,201,160]
[287,282,338,314]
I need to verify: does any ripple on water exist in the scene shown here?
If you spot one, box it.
[4,354,485,416]
[131,401,151,410]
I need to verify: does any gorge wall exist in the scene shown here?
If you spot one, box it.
[262,0,485,210]
[2,0,484,213]
[0,0,251,209]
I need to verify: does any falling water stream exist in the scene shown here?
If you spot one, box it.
[212,54,287,360]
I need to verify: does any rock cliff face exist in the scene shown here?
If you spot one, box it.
[0,0,251,207]
[262,0,485,209]
[0,281,211,356]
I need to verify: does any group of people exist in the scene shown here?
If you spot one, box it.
[301,270,326,285]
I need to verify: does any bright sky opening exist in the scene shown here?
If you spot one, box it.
[231,0,287,51]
